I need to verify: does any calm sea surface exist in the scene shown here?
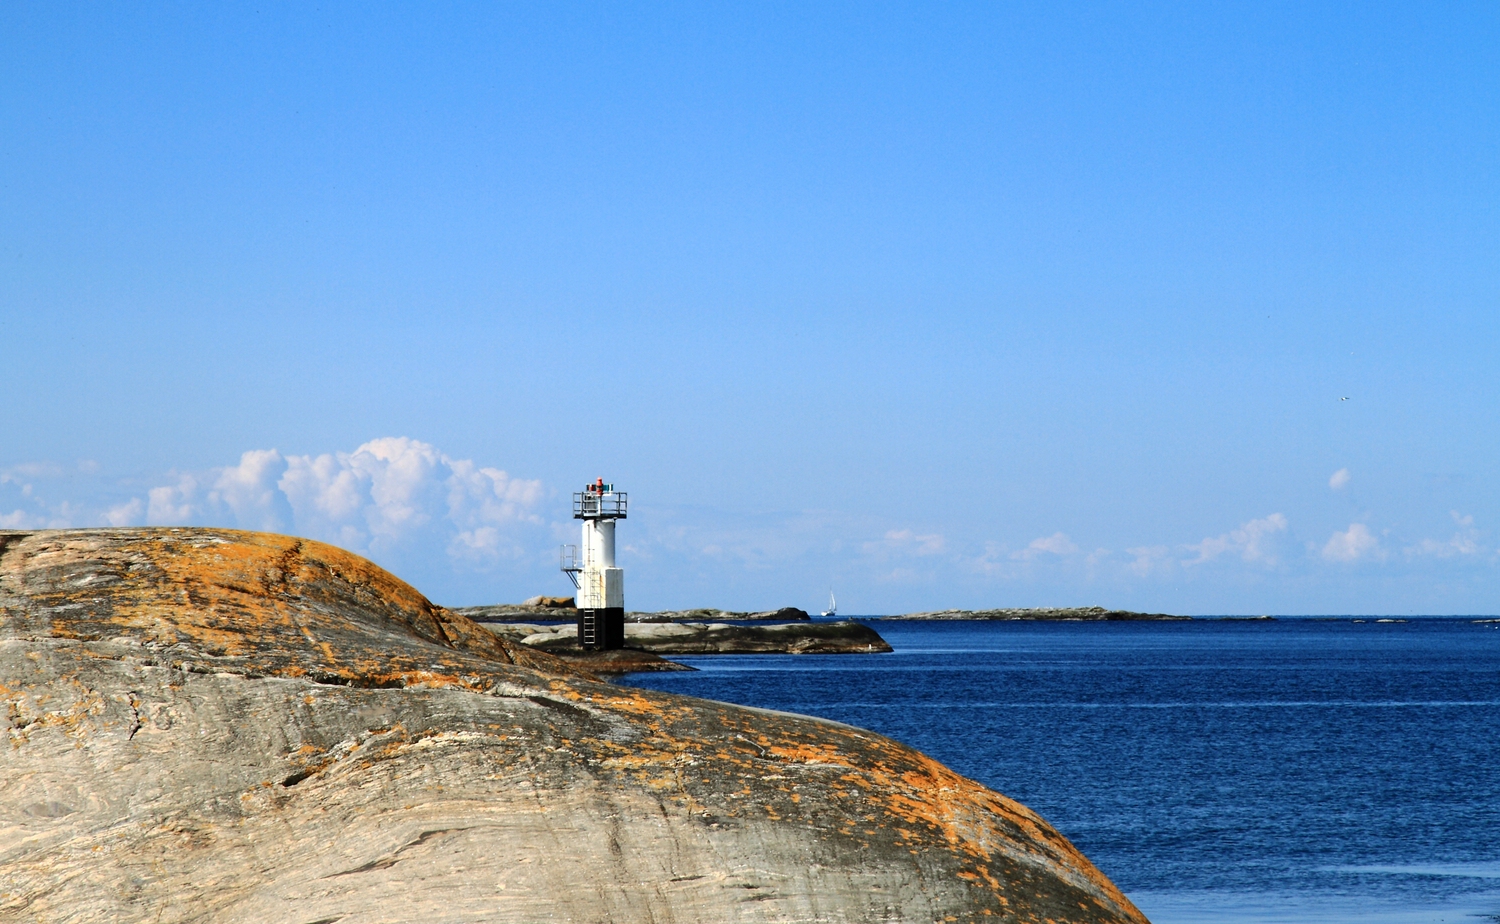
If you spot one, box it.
[624,618,1500,924]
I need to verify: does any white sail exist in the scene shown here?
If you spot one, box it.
[822,590,836,618]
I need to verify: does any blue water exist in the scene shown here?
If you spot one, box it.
[624,618,1500,923]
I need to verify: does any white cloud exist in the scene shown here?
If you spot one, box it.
[1405,511,1484,559]
[210,449,295,532]
[853,528,947,586]
[445,456,545,534]
[0,509,38,528]
[147,474,202,523]
[131,438,544,570]
[1011,532,1078,561]
[966,533,1079,577]
[1329,468,1351,491]
[103,499,144,527]
[0,465,79,528]
[4,462,64,479]
[1322,523,1380,562]
[969,541,1010,575]
[1125,545,1172,576]
[0,506,75,529]
[1186,513,1288,565]
[864,528,946,557]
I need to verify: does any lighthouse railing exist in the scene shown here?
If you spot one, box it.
[573,492,628,519]
[559,544,581,587]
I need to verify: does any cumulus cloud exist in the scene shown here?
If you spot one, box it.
[211,449,295,532]
[147,474,203,524]
[138,438,544,569]
[1322,523,1380,562]
[1011,532,1078,561]
[1186,514,1288,565]
[103,499,143,527]
[1329,468,1351,491]
[1406,512,1484,560]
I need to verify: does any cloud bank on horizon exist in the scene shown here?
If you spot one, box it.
[140,437,545,567]
[1,439,549,596]
[2,439,1496,614]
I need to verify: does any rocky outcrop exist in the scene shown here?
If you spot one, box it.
[1,528,1148,924]
[493,619,893,655]
[887,606,1188,621]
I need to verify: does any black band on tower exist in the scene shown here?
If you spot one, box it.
[577,607,625,651]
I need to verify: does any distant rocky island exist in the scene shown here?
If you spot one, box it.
[1,527,1146,923]
[459,599,1189,624]
[884,606,1189,621]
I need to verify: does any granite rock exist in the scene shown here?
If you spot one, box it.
[1,527,1147,924]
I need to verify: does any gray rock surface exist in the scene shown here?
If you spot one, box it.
[1,528,1148,924]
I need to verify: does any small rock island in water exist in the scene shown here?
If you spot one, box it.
[1,528,1148,923]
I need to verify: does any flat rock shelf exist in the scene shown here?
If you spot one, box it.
[485,619,893,656]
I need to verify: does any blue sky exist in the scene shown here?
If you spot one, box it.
[3,2,1497,614]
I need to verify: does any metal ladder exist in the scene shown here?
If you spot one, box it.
[580,613,597,649]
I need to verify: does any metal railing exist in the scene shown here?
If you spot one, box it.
[573,491,627,519]
[559,544,581,587]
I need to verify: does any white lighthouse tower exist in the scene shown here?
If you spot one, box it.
[560,478,627,650]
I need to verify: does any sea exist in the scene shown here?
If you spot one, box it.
[624,617,1500,924]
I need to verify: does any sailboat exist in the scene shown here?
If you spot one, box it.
[821,590,836,618]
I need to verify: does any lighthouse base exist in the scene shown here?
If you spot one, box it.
[577,607,625,651]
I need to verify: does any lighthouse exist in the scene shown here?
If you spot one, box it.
[560,478,627,650]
